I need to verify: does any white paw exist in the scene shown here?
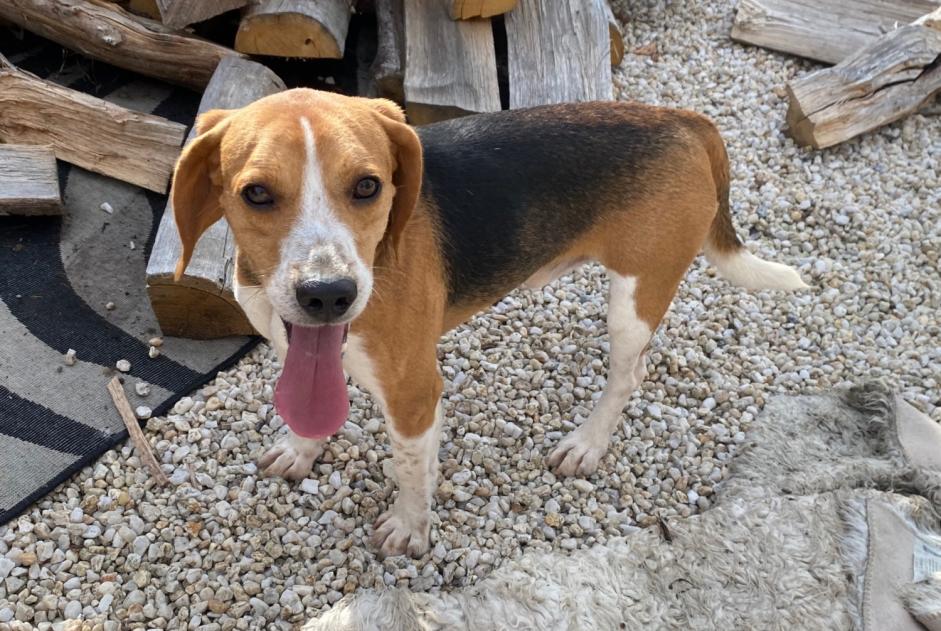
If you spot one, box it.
[547,428,609,477]
[259,436,323,480]
[371,509,430,558]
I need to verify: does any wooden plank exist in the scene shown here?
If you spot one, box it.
[505,0,613,109]
[370,0,405,102]
[0,145,63,216]
[451,0,517,19]
[0,0,241,91]
[404,0,500,123]
[235,0,353,59]
[732,0,940,65]
[786,19,941,148]
[155,0,249,29]
[0,54,186,193]
[146,56,285,339]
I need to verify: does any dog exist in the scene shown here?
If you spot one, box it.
[170,89,807,557]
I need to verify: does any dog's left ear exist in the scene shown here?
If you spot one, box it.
[370,100,423,255]
[170,109,233,281]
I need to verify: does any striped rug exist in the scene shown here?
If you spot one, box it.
[0,39,256,525]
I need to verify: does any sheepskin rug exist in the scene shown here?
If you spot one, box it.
[303,384,941,630]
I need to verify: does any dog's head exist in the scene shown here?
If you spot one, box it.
[171,88,423,327]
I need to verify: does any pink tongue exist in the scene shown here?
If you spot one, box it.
[274,324,349,439]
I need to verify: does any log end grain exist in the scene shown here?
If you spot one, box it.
[147,280,256,339]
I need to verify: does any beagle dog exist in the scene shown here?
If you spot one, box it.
[171,89,806,558]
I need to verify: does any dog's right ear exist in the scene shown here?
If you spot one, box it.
[171,109,233,281]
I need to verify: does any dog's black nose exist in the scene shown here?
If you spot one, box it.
[295,278,358,319]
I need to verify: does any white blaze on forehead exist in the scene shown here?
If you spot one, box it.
[277,116,357,280]
[299,116,337,233]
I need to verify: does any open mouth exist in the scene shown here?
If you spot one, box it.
[273,322,351,439]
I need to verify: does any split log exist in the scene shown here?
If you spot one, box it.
[786,18,941,149]
[146,57,285,339]
[505,0,613,109]
[370,0,405,102]
[0,0,240,90]
[404,0,500,124]
[235,0,353,59]
[155,0,250,29]
[0,145,63,216]
[0,55,186,193]
[604,1,624,66]
[732,0,939,65]
[450,0,517,19]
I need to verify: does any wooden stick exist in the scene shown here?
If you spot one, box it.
[786,19,941,148]
[106,376,169,486]
[0,54,186,193]
[450,0,517,19]
[235,0,353,59]
[0,0,241,90]
[505,0,613,109]
[155,0,249,29]
[146,56,285,339]
[0,145,63,216]
[404,0,500,124]
[732,0,939,65]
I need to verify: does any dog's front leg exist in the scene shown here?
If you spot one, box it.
[372,399,442,557]
[235,280,326,479]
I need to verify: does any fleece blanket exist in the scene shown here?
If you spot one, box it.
[303,383,941,630]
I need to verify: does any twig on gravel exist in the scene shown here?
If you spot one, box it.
[106,376,169,486]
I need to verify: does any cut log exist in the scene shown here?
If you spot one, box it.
[0,145,63,216]
[235,0,353,59]
[155,0,250,29]
[604,1,624,66]
[786,20,941,148]
[370,0,405,102]
[146,57,285,339]
[450,0,517,19]
[732,0,940,65]
[0,0,240,90]
[404,0,500,124]
[505,0,613,109]
[0,55,186,193]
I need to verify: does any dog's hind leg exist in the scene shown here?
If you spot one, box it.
[548,273,655,477]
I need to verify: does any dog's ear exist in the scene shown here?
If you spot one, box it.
[371,101,423,255]
[171,109,233,281]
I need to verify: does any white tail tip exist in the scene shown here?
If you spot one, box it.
[705,247,809,291]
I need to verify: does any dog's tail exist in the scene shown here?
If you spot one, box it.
[695,117,808,291]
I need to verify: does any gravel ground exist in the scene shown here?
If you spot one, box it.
[2,1,939,628]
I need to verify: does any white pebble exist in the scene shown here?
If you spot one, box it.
[116,359,131,372]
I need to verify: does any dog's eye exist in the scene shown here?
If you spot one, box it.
[242,184,274,208]
[353,177,381,200]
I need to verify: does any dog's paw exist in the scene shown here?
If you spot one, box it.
[547,428,608,477]
[371,510,430,558]
[259,435,324,480]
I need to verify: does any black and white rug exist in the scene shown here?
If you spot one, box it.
[0,40,256,525]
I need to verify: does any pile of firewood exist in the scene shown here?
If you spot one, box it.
[731,0,941,149]
[0,0,623,338]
